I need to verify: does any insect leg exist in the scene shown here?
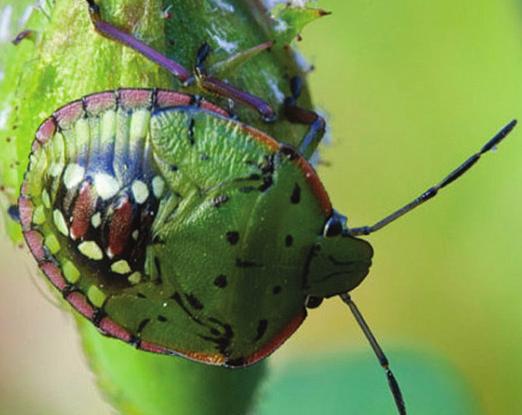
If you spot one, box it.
[192,43,275,121]
[85,1,275,121]
[85,0,191,81]
[340,293,407,415]
[284,76,326,159]
[12,30,36,45]
[348,119,517,236]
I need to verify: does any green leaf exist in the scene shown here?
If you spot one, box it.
[271,4,330,45]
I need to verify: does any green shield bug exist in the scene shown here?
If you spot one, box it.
[16,2,517,414]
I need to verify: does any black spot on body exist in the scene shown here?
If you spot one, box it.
[200,153,209,161]
[285,235,293,247]
[202,318,234,355]
[170,292,205,326]
[236,258,263,268]
[272,286,282,295]
[150,88,159,109]
[226,357,246,367]
[170,164,179,172]
[137,318,151,334]
[258,155,275,192]
[280,145,299,160]
[290,183,301,204]
[137,293,147,299]
[258,176,273,192]
[129,336,141,348]
[186,293,204,310]
[226,231,240,245]
[254,319,268,341]
[157,315,168,322]
[154,257,163,284]
[214,274,228,288]
[188,118,195,145]
[62,284,78,298]
[92,309,107,327]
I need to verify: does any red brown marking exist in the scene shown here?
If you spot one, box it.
[66,291,95,319]
[70,182,97,240]
[31,140,42,153]
[244,310,306,366]
[139,341,170,354]
[295,158,332,216]
[180,350,226,365]
[53,100,84,130]
[84,91,117,115]
[20,181,29,196]
[237,121,332,216]
[239,122,281,152]
[98,317,132,342]
[156,90,192,108]
[40,262,67,290]
[107,197,134,257]
[200,100,230,118]
[18,196,33,231]
[35,117,57,144]
[24,230,46,262]
[119,89,153,111]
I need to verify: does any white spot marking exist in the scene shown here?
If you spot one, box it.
[111,259,132,275]
[53,209,68,236]
[91,212,101,229]
[131,180,149,204]
[49,163,63,177]
[78,241,104,260]
[63,164,85,190]
[94,173,120,200]
[152,176,165,198]
[128,271,142,285]
[132,230,139,241]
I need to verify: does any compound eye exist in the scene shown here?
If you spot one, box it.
[323,210,348,237]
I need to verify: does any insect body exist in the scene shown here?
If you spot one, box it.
[20,88,371,366]
[16,2,518,414]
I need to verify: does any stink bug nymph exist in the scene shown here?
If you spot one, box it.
[17,2,517,414]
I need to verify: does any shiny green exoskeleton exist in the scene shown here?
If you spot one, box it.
[20,88,372,366]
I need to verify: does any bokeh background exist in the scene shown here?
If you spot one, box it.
[1,0,522,414]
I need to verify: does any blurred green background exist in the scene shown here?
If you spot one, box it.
[1,0,522,414]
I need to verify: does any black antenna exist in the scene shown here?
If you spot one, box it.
[340,293,406,415]
[349,119,517,236]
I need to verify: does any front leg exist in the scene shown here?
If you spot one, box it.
[284,76,326,159]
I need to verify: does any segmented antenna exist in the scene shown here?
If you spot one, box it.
[340,293,406,415]
[349,119,517,236]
